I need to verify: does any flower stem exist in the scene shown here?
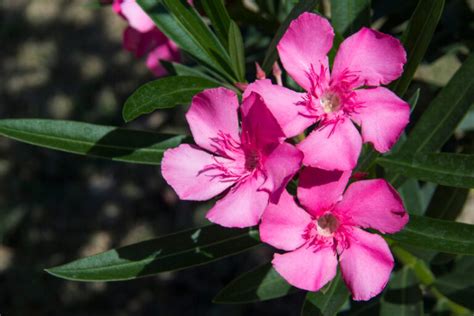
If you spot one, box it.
[391,245,471,315]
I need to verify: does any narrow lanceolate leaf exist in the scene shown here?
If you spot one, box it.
[400,53,474,153]
[262,0,319,73]
[46,225,260,282]
[138,0,235,82]
[0,119,185,165]
[388,215,474,255]
[436,257,474,309]
[301,272,349,316]
[201,0,231,47]
[214,263,296,304]
[228,21,246,82]
[390,0,445,97]
[380,267,424,316]
[330,0,371,36]
[122,76,220,122]
[377,153,474,189]
[424,185,469,220]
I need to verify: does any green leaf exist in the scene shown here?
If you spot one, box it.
[261,0,319,73]
[377,152,474,189]
[380,267,424,316]
[301,272,349,316]
[0,119,184,165]
[122,76,220,122]
[228,21,246,82]
[213,263,296,304]
[46,225,260,282]
[390,0,445,97]
[138,0,235,81]
[200,0,231,47]
[400,53,474,153]
[436,257,474,309]
[330,0,371,36]
[388,215,474,255]
[425,185,469,220]
[398,179,424,215]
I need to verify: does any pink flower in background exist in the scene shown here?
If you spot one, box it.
[161,88,303,228]
[246,13,410,171]
[260,167,408,300]
[113,0,180,76]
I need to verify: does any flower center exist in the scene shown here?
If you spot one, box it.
[244,149,260,171]
[316,214,339,237]
[320,92,341,113]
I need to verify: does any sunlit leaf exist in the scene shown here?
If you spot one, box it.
[0,119,185,165]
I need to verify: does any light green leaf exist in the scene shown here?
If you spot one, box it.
[122,76,220,122]
[213,263,296,303]
[46,225,260,282]
[0,119,185,165]
[377,152,474,189]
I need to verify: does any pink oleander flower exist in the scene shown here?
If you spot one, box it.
[113,0,180,76]
[161,88,303,228]
[260,167,408,300]
[245,13,410,171]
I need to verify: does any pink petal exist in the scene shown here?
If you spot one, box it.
[297,119,362,171]
[240,92,285,149]
[260,190,311,251]
[243,80,313,137]
[339,228,394,301]
[262,142,303,203]
[334,179,408,234]
[121,0,156,33]
[161,144,234,201]
[186,88,240,153]
[206,175,269,228]
[298,167,351,217]
[277,13,334,91]
[332,28,406,88]
[146,40,180,77]
[112,0,123,15]
[350,87,410,153]
[272,245,338,291]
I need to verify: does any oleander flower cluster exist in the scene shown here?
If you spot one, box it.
[161,13,410,300]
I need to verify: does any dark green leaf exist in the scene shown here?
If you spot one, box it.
[301,272,349,316]
[400,53,474,153]
[262,0,319,73]
[138,0,235,81]
[390,0,445,97]
[388,215,474,255]
[330,0,371,36]
[0,119,184,165]
[200,0,231,47]
[380,267,423,316]
[228,21,246,82]
[213,263,296,304]
[122,76,220,122]
[377,152,474,189]
[425,185,469,220]
[398,179,424,215]
[436,257,474,309]
[160,61,223,83]
[46,225,260,282]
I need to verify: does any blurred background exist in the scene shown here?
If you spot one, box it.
[0,0,473,315]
